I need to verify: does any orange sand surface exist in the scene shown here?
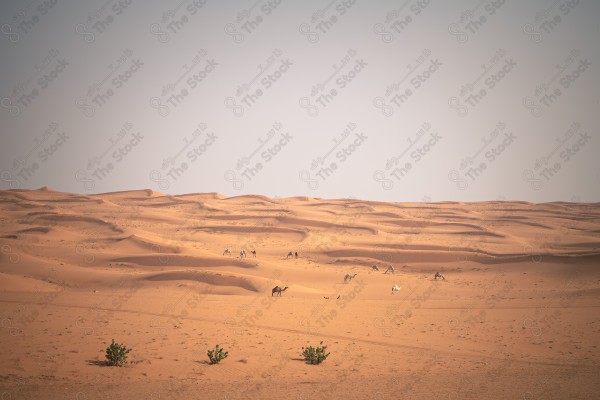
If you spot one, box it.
[1,187,599,399]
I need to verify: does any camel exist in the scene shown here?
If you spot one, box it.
[223,248,232,256]
[286,251,294,259]
[240,250,246,258]
[434,272,445,281]
[251,250,256,257]
[392,284,401,294]
[295,252,298,258]
[385,265,395,274]
[271,286,288,296]
[372,264,379,271]
[344,273,357,283]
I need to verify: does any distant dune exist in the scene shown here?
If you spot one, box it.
[1,188,599,399]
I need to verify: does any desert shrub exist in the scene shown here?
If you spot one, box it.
[301,341,330,365]
[207,344,229,364]
[105,339,131,367]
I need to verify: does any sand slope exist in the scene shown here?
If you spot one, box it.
[1,188,599,399]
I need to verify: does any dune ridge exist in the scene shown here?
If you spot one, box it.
[0,188,599,399]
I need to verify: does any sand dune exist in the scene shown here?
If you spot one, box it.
[16,226,52,234]
[28,213,123,232]
[142,271,259,292]
[271,215,377,236]
[96,188,162,198]
[111,255,253,268]
[0,272,62,292]
[102,234,182,254]
[175,191,225,200]
[0,188,599,399]
[192,224,309,241]
[223,194,279,204]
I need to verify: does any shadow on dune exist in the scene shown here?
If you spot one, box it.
[112,255,253,268]
[86,360,109,367]
[142,271,260,292]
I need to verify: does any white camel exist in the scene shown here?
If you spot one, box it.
[286,251,294,259]
[434,271,445,281]
[372,264,379,271]
[344,273,357,283]
[392,284,401,294]
[223,248,232,256]
[251,250,256,257]
[385,265,395,274]
[240,250,246,258]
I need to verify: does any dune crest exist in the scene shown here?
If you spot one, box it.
[1,188,599,399]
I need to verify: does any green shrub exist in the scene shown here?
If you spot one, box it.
[207,344,228,364]
[301,341,330,365]
[105,339,131,367]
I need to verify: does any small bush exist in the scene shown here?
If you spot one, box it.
[105,339,131,367]
[207,344,228,364]
[301,341,330,365]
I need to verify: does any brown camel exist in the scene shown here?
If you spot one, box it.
[272,286,289,296]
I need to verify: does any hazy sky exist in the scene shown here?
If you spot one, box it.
[1,0,598,202]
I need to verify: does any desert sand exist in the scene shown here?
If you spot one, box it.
[0,187,599,399]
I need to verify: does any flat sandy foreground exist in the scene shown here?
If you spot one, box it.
[0,187,599,399]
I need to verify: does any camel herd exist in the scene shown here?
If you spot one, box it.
[370,264,397,274]
[222,248,446,297]
[338,267,444,295]
[223,248,258,258]
[222,248,293,259]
